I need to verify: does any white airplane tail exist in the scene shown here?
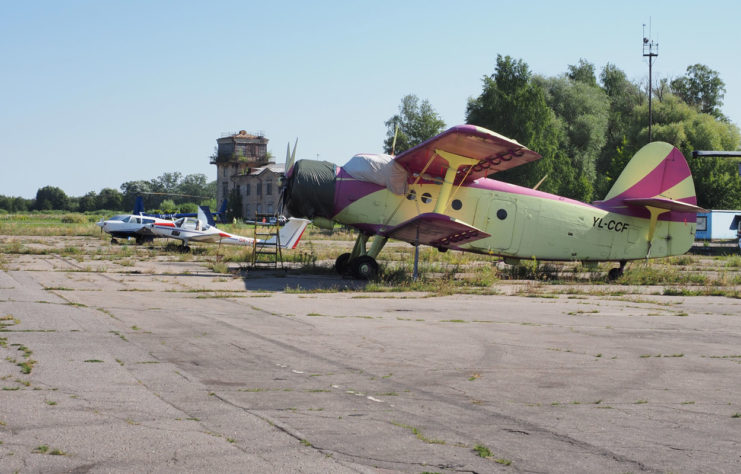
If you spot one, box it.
[264,218,310,249]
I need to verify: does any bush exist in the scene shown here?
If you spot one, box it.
[61,214,88,224]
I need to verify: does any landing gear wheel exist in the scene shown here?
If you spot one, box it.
[335,253,352,275]
[179,244,191,253]
[110,238,118,244]
[135,236,144,245]
[351,255,378,280]
[607,267,623,281]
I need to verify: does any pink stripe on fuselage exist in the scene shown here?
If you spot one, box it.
[334,168,385,214]
[469,178,595,209]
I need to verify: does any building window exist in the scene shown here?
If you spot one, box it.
[222,183,228,199]
[246,183,250,196]
[697,215,707,232]
[257,181,262,196]
[267,203,273,214]
[266,181,272,196]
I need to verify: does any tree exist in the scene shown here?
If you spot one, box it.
[566,58,597,87]
[120,180,155,211]
[465,55,567,196]
[152,172,182,195]
[35,186,69,211]
[159,199,177,214]
[177,173,211,204]
[536,72,609,200]
[595,63,644,198]
[78,191,98,212]
[97,188,123,211]
[383,94,446,154]
[670,64,726,119]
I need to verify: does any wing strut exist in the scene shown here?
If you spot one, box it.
[433,149,479,214]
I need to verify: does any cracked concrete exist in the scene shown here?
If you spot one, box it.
[1,236,740,472]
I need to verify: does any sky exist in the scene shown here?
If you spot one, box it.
[2,0,740,199]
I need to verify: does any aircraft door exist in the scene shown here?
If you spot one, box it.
[485,199,517,251]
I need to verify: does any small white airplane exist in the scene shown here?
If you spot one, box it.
[147,207,310,251]
[96,214,174,244]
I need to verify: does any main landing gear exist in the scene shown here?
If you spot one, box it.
[335,233,386,280]
[607,260,627,281]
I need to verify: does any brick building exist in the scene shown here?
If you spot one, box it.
[211,130,284,219]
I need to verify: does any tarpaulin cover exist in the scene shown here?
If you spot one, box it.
[284,160,336,219]
[342,154,408,195]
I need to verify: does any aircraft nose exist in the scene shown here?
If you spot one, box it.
[283,159,336,219]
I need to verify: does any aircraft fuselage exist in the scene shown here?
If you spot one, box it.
[332,176,696,262]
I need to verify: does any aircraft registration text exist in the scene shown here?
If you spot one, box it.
[593,217,629,232]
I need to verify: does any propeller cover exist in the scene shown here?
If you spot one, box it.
[282,159,337,219]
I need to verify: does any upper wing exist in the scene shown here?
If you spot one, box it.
[381,213,489,249]
[392,125,541,183]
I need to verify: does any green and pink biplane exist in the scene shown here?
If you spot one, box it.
[282,125,703,280]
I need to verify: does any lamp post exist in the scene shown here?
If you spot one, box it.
[643,24,659,143]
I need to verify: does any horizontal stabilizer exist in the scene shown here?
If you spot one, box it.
[264,218,310,249]
[624,197,707,213]
[382,213,490,248]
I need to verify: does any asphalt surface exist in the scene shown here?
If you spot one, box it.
[1,238,740,473]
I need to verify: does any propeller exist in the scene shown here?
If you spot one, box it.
[286,137,298,173]
[279,138,298,215]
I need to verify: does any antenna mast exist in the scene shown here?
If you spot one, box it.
[643,22,659,142]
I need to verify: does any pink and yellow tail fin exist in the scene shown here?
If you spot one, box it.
[595,142,704,258]
[597,142,701,212]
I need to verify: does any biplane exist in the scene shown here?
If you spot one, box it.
[281,125,704,279]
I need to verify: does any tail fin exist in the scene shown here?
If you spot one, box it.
[133,196,144,215]
[197,206,215,226]
[265,218,310,249]
[216,199,228,223]
[597,142,702,212]
[595,142,705,258]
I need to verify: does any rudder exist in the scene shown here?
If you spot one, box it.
[600,142,697,206]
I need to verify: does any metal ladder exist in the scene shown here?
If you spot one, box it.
[250,213,282,269]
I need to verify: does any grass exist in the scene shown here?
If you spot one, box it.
[473,444,492,458]
[391,422,445,445]
[1,214,740,298]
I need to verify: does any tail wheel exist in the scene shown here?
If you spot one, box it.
[351,256,378,280]
[335,253,351,275]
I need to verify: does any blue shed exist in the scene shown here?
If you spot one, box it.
[695,210,741,240]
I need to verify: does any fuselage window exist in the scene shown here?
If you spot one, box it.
[451,199,462,210]
[406,190,417,201]
[497,209,507,220]
[421,193,432,204]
